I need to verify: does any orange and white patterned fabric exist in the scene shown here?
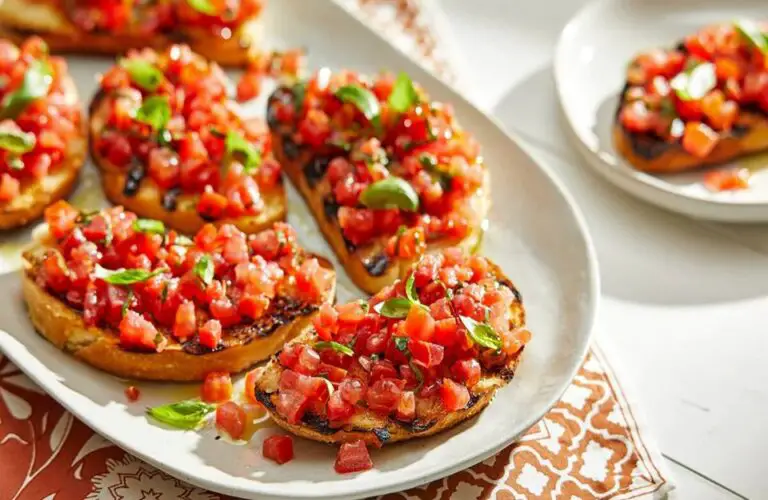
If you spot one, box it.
[0,1,674,499]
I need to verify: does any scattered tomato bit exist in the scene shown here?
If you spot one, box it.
[216,401,247,440]
[124,386,140,402]
[201,371,233,403]
[263,435,294,464]
[334,440,373,474]
[703,168,751,192]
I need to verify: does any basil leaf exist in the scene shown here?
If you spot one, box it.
[120,59,164,92]
[405,273,419,303]
[121,290,133,317]
[394,336,409,352]
[0,128,35,154]
[374,297,412,318]
[734,19,767,54]
[459,315,502,351]
[387,73,418,113]
[225,131,261,173]
[133,218,165,235]
[292,81,307,111]
[360,177,420,212]
[194,255,214,286]
[135,96,170,132]
[174,234,194,246]
[146,399,215,430]
[670,62,716,101]
[314,341,354,356]
[1,60,52,119]
[335,85,381,124]
[408,358,424,390]
[186,0,217,15]
[94,265,166,285]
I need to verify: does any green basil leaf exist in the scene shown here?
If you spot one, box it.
[225,131,261,173]
[94,265,166,285]
[734,19,767,54]
[360,177,420,212]
[314,341,354,356]
[387,72,419,113]
[135,95,171,132]
[670,62,716,101]
[146,399,215,430]
[194,255,214,286]
[459,315,502,351]
[120,59,164,92]
[292,81,307,111]
[405,272,419,303]
[0,128,35,154]
[408,357,424,390]
[374,297,412,318]
[186,0,217,15]
[394,336,409,352]
[1,60,52,119]
[133,218,165,235]
[121,290,133,317]
[335,85,381,123]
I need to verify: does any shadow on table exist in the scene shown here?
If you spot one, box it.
[493,65,768,306]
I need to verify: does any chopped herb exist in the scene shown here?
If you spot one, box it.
[394,336,409,352]
[734,19,768,54]
[292,81,307,110]
[670,62,716,101]
[335,84,381,129]
[374,297,412,318]
[408,358,424,390]
[193,255,214,286]
[94,265,166,285]
[133,218,166,235]
[186,0,217,15]
[225,131,261,173]
[146,399,215,430]
[314,341,354,356]
[120,59,164,92]
[135,95,171,133]
[358,299,369,313]
[360,177,420,212]
[160,282,169,302]
[459,315,502,351]
[405,273,419,303]
[387,72,419,113]
[0,59,51,119]
[0,128,35,154]
[121,290,133,317]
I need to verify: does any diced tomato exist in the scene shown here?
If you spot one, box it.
[334,440,373,474]
[119,311,161,351]
[44,201,80,239]
[395,391,415,421]
[0,173,19,202]
[278,370,329,400]
[313,303,339,340]
[370,359,398,382]
[296,258,331,301]
[501,328,532,355]
[318,362,348,383]
[238,293,270,319]
[366,379,402,415]
[197,188,228,220]
[294,345,321,375]
[703,168,751,192]
[336,301,368,327]
[216,401,247,440]
[327,391,355,421]
[339,378,367,405]
[199,319,222,349]
[201,371,233,403]
[298,109,331,147]
[263,435,294,464]
[681,122,719,158]
[451,358,481,387]
[279,343,301,369]
[173,301,196,340]
[403,305,435,341]
[276,390,310,424]
[244,368,262,405]
[237,72,263,102]
[440,378,470,411]
[124,386,140,402]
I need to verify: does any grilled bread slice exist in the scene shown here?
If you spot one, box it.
[252,256,526,447]
[0,0,263,67]
[0,61,85,230]
[22,206,336,382]
[268,83,488,295]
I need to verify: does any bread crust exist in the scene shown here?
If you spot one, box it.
[22,249,336,382]
[268,90,489,295]
[252,259,525,446]
[0,0,262,66]
[0,76,84,230]
[89,90,286,236]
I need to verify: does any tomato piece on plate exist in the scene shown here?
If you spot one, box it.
[681,122,719,158]
[201,371,233,403]
[334,440,373,474]
[216,401,247,440]
[124,385,140,402]
[263,435,294,464]
[440,378,470,411]
[703,168,751,192]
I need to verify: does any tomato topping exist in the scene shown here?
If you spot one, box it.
[201,371,233,403]
[124,386,140,402]
[334,440,373,474]
[395,391,416,421]
[119,311,161,351]
[403,305,436,341]
[440,378,470,411]
[216,401,247,440]
[263,435,294,464]
[682,122,719,158]
[199,319,222,349]
[327,391,355,421]
[173,301,196,340]
[366,379,402,415]
[451,358,481,387]
[313,303,339,341]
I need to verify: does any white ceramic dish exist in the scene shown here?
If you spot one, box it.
[555,0,768,223]
[0,1,598,498]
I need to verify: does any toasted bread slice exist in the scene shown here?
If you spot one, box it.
[268,87,488,295]
[0,0,262,66]
[0,77,84,230]
[22,245,336,382]
[89,86,286,237]
[252,258,525,447]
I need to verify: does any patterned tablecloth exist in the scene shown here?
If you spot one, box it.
[0,1,674,499]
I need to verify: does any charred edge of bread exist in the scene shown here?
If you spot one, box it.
[266,86,489,294]
[0,77,85,230]
[253,263,525,446]
[0,0,262,67]
[88,89,286,236]
[21,248,337,381]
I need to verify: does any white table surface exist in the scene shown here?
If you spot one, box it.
[436,1,767,499]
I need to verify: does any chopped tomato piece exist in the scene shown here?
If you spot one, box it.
[451,358,481,387]
[276,390,310,424]
[366,379,402,415]
[403,305,435,341]
[201,371,233,403]
[327,391,355,421]
[244,368,262,405]
[408,339,444,367]
[681,122,719,158]
[173,301,196,340]
[294,345,321,375]
[216,401,247,440]
[339,378,367,405]
[395,391,416,421]
[263,435,294,464]
[334,440,373,474]
[119,311,161,351]
[440,378,470,411]
[124,386,140,402]
[336,301,368,327]
[44,201,81,240]
[703,168,751,192]
[199,319,222,349]
[313,303,339,340]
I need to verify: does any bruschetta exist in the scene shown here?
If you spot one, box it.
[267,70,489,294]
[615,20,768,173]
[90,44,286,236]
[22,201,336,381]
[251,248,529,446]
[0,0,264,67]
[0,37,84,230]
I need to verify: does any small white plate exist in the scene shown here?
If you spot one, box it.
[555,0,768,222]
[0,1,598,499]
